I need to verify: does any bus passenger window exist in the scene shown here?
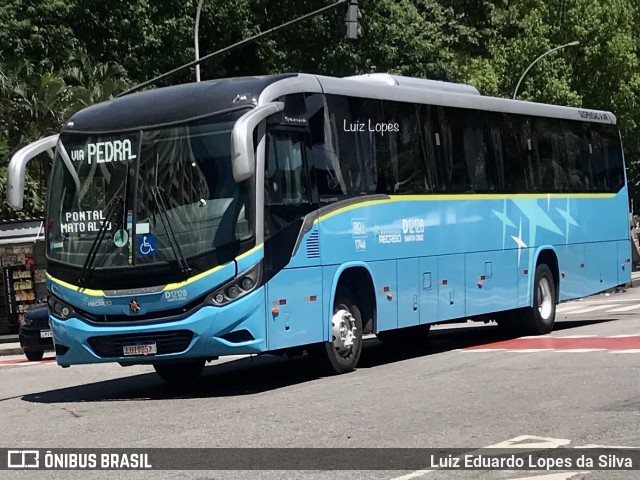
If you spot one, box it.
[265,133,309,206]
[534,118,570,192]
[382,101,428,194]
[438,107,470,192]
[264,132,313,237]
[323,95,379,198]
[600,124,625,192]
[589,129,609,191]
[461,110,492,192]
[563,121,592,192]
[496,114,527,193]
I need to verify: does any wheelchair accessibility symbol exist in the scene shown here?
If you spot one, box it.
[137,234,157,256]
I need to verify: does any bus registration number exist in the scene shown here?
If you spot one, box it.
[123,343,157,356]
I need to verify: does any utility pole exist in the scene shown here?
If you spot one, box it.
[513,41,580,100]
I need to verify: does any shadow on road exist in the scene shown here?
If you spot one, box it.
[21,318,614,404]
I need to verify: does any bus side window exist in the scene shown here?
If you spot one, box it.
[264,132,312,237]
[487,120,505,191]
[600,124,625,192]
[534,118,570,192]
[438,107,470,193]
[382,101,428,194]
[589,127,609,191]
[265,132,310,205]
[497,114,527,193]
[307,94,345,200]
[323,95,379,198]
[462,109,492,192]
[563,121,592,192]
[417,104,440,191]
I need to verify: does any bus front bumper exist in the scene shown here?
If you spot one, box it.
[50,289,267,367]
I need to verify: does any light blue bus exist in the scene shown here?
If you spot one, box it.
[7,73,631,381]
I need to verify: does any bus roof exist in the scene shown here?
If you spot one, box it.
[64,74,295,133]
[259,73,617,125]
[65,73,616,133]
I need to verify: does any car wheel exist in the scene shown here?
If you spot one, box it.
[25,349,44,361]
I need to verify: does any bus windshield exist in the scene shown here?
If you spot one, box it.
[46,109,253,273]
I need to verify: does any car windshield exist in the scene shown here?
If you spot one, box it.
[46,109,254,272]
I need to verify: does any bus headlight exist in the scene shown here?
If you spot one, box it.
[48,293,75,320]
[240,277,255,290]
[208,262,262,306]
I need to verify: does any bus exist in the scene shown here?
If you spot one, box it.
[7,72,631,382]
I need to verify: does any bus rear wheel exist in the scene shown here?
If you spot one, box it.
[498,264,556,336]
[153,359,205,384]
[310,287,363,375]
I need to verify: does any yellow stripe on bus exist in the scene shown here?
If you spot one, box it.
[47,243,265,296]
[46,272,105,296]
[162,243,263,291]
[314,193,616,223]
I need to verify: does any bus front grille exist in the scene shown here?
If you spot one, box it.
[87,330,194,358]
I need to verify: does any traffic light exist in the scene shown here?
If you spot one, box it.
[344,0,361,39]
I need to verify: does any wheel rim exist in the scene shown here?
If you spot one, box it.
[537,277,553,320]
[331,308,358,358]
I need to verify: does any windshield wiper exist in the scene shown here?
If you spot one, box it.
[150,186,192,275]
[78,193,125,286]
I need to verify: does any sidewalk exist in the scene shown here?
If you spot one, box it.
[1,271,640,358]
[0,334,22,356]
[0,342,23,356]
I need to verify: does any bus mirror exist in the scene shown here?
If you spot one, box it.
[231,102,284,182]
[7,134,59,210]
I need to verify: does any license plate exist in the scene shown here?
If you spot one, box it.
[40,330,52,338]
[123,342,157,356]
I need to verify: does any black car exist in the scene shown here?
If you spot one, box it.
[19,304,54,361]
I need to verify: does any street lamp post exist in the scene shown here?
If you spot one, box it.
[513,41,580,100]
[195,0,204,82]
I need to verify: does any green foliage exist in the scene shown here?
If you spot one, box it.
[1,0,640,216]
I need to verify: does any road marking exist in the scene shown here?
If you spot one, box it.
[607,304,640,312]
[555,305,588,313]
[553,349,607,353]
[565,304,619,314]
[562,298,638,304]
[609,349,640,353]
[574,444,639,449]
[508,472,590,480]
[461,348,507,352]
[505,349,549,353]
[557,335,597,338]
[388,436,570,480]
[464,336,640,351]
[0,357,56,366]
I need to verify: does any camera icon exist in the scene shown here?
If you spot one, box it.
[7,450,40,468]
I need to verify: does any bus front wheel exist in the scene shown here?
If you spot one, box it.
[310,287,363,374]
[153,359,205,384]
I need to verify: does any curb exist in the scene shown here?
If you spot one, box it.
[0,347,25,357]
[625,276,640,289]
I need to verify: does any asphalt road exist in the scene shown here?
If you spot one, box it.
[1,287,639,480]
